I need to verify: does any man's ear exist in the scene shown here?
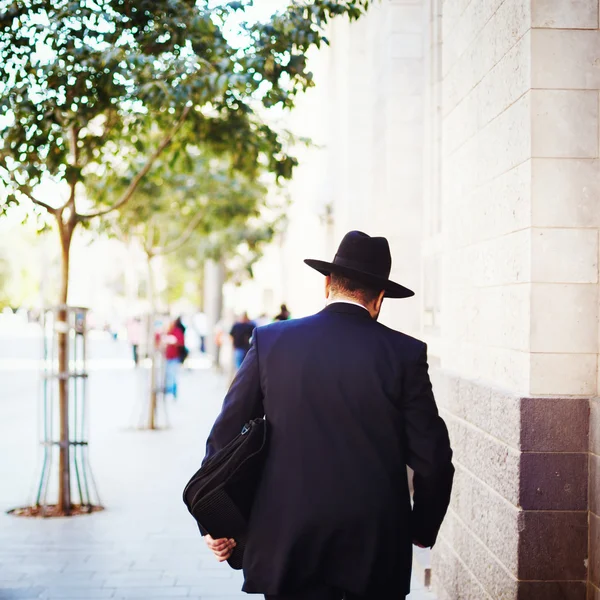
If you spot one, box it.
[325,275,332,299]
[375,289,385,312]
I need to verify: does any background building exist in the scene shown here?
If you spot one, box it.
[234,1,600,598]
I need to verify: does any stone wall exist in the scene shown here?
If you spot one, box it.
[429,0,599,598]
[431,372,590,599]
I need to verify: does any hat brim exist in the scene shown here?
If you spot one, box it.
[304,259,415,299]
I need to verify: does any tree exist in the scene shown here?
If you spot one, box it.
[107,145,272,428]
[0,0,372,513]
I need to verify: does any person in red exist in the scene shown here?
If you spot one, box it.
[164,317,186,400]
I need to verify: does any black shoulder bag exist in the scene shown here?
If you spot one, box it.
[182,418,268,570]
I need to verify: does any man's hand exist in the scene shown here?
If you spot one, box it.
[205,535,236,562]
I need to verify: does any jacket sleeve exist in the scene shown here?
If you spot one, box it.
[402,343,454,548]
[203,334,265,465]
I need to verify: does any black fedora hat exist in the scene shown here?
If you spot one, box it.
[304,230,414,299]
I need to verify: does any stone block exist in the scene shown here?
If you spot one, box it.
[532,90,599,159]
[532,158,600,228]
[446,414,521,505]
[591,453,600,515]
[477,30,531,136]
[518,511,588,580]
[445,29,531,157]
[532,0,598,29]
[440,511,519,600]
[460,229,530,288]
[591,513,600,587]
[442,0,530,111]
[441,0,474,49]
[532,228,598,284]
[520,452,589,510]
[490,389,522,450]
[591,399,600,455]
[446,160,531,247]
[476,284,530,353]
[518,581,587,600]
[443,0,505,79]
[533,30,600,90]
[459,377,492,434]
[432,537,494,600]
[530,283,598,354]
[440,318,531,394]
[466,93,531,188]
[520,397,590,452]
[530,353,598,396]
[589,582,600,600]
[430,368,464,419]
[450,464,520,574]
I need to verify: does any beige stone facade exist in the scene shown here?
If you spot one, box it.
[233,1,600,598]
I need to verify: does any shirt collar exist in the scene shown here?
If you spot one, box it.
[327,299,370,314]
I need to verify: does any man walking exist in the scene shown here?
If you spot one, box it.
[229,312,256,371]
[203,231,454,600]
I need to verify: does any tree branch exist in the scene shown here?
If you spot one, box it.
[30,196,58,215]
[18,185,58,215]
[153,209,205,257]
[78,105,192,220]
[0,159,58,215]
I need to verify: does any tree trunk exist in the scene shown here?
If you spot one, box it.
[57,219,75,514]
[204,258,226,370]
[146,254,158,430]
[197,260,205,313]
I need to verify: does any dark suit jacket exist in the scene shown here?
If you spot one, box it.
[204,302,454,596]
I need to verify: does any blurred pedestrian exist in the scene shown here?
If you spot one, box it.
[164,317,187,400]
[274,303,291,321]
[213,319,225,372]
[127,316,143,367]
[229,312,255,371]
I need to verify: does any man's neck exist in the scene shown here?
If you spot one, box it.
[328,295,371,314]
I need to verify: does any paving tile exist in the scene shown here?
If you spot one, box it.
[173,572,235,585]
[35,577,104,588]
[111,588,189,598]
[0,588,45,599]
[101,577,176,588]
[188,580,249,595]
[39,589,116,599]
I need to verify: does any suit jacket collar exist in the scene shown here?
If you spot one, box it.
[322,302,374,319]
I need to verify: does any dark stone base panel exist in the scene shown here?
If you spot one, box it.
[517,510,588,581]
[590,513,600,589]
[517,581,586,600]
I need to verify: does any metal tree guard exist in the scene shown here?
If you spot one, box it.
[10,306,102,517]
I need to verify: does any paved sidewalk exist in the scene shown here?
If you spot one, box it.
[0,358,435,600]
